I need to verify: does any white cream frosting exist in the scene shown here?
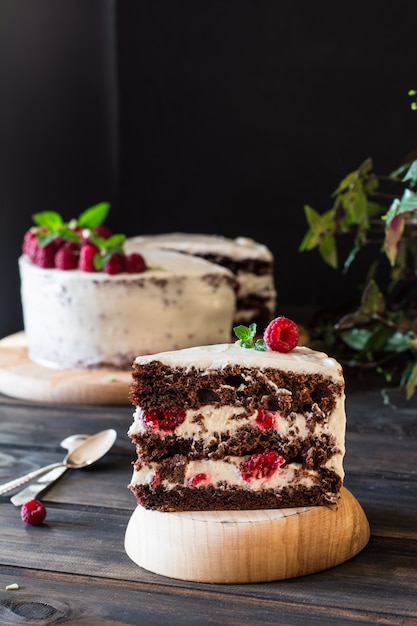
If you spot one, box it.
[134,342,344,382]
[125,233,274,261]
[19,249,236,370]
[125,233,277,325]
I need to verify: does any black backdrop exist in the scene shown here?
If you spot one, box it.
[1,0,417,337]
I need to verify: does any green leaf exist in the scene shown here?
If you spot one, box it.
[32,211,63,230]
[401,160,417,187]
[385,331,413,353]
[361,280,385,316]
[77,202,110,229]
[254,339,267,351]
[364,326,393,353]
[318,234,337,268]
[233,323,258,348]
[340,328,371,350]
[405,361,417,399]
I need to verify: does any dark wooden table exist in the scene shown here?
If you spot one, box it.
[0,382,416,626]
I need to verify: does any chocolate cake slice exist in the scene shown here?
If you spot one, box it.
[128,340,346,512]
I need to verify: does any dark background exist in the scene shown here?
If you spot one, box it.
[1,0,417,338]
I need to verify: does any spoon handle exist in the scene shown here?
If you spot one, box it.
[0,462,65,496]
[10,466,69,506]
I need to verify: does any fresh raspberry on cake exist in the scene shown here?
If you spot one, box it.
[263,317,299,353]
[104,252,126,275]
[34,242,58,269]
[22,229,38,260]
[55,241,79,270]
[95,224,112,239]
[79,243,99,272]
[125,252,147,273]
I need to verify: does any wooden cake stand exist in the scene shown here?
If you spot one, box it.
[124,487,370,583]
[0,332,131,405]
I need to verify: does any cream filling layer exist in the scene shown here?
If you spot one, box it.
[130,457,340,495]
[129,401,346,461]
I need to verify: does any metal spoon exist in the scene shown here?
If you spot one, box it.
[10,433,89,506]
[0,429,117,496]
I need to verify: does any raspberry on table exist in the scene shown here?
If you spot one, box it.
[20,499,47,526]
[263,316,299,353]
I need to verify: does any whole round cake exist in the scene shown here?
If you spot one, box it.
[19,204,237,370]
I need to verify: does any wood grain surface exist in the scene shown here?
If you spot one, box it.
[0,386,416,624]
[125,488,370,583]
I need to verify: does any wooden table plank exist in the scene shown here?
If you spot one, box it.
[1,386,417,625]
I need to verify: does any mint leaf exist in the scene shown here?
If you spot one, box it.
[32,211,64,230]
[233,323,259,348]
[254,339,267,351]
[77,202,110,229]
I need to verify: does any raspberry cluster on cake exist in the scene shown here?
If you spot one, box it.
[125,232,276,329]
[128,318,346,512]
[19,204,236,370]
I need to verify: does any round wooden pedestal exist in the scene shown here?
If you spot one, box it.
[0,333,131,405]
[124,487,370,583]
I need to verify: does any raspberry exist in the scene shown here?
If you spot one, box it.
[125,252,147,273]
[263,317,299,353]
[22,229,38,259]
[55,242,79,270]
[240,450,285,483]
[79,244,99,272]
[187,472,208,487]
[255,409,276,430]
[142,409,186,432]
[95,224,112,239]
[34,242,58,268]
[21,499,47,525]
[104,252,125,275]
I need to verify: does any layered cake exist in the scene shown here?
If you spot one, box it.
[19,204,236,370]
[128,318,346,512]
[125,233,276,329]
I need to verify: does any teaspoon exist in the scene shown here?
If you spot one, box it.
[0,429,117,496]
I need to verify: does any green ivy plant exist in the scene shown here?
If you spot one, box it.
[300,154,417,401]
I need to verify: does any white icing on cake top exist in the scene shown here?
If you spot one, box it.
[125,233,274,261]
[134,343,344,382]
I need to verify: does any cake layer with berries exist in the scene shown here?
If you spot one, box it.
[19,248,236,370]
[125,233,276,330]
[128,327,346,512]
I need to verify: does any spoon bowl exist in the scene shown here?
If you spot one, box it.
[0,428,117,496]
[63,429,117,469]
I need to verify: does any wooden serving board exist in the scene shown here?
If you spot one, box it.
[125,487,370,583]
[0,332,131,405]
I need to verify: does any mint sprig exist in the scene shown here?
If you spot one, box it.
[233,323,266,351]
[91,233,127,270]
[32,202,111,248]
